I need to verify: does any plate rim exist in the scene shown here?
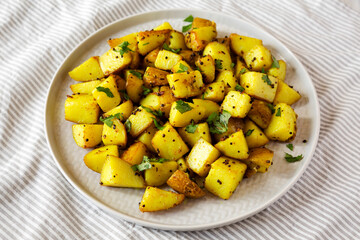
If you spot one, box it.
[44,8,321,231]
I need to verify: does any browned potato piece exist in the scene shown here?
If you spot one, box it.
[247,99,273,129]
[121,142,148,165]
[179,50,198,66]
[143,48,160,68]
[137,30,170,55]
[167,170,205,198]
[192,17,216,29]
[143,67,169,87]
[214,117,244,142]
[185,26,217,52]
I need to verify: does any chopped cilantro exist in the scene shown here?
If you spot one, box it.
[151,117,165,130]
[262,74,272,86]
[141,105,163,118]
[149,157,168,163]
[129,70,142,80]
[124,119,131,132]
[185,120,198,133]
[100,113,123,127]
[235,84,245,92]
[163,43,180,54]
[175,100,193,113]
[276,107,281,117]
[113,41,133,56]
[271,55,280,68]
[215,59,223,69]
[286,143,294,151]
[245,129,254,137]
[182,15,194,32]
[176,63,189,73]
[131,156,152,172]
[240,68,246,74]
[230,62,235,68]
[142,42,149,46]
[261,67,265,73]
[285,153,303,163]
[119,90,129,101]
[141,85,152,96]
[266,103,275,114]
[207,110,231,134]
[96,86,114,98]
[184,15,194,22]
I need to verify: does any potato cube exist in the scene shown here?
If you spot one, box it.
[192,99,220,119]
[215,70,237,94]
[244,148,274,173]
[143,67,169,87]
[214,131,249,159]
[137,124,158,153]
[68,56,105,81]
[176,158,191,176]
[167,30,187,50]
[167,70,204,98]
[268,60,287,82]
[144,161,178,186]
[264,103,297,141]
[70,80,101,94]
[171,60,192,73]
[102,100,133,121]
[121,142,148,165]
[127,106,155,137]
[84,145,119,173]
[102,119,127,147]
[202,81,226,102]
[185,26,217,52]
[107,32,138,51]
[273,80,301,105]
[240,71,278,102]
[92,75,121,112]
[186,138,221,177]
[140,86,177,117]
[143,48,160,68]
[169,101,205,127]
[154,22,173,30]
[100,156,145,188]
[139,187,185,212]
[247,99,273,129]
[234,57,248,79]
[179,50,198,65]
[244,119,269,148]
[244,45,273,71]
[167,170,205,198]
[155,50,183,70]
[151,123,189,161]
[221,91,252,118]
[72,124,103,148]
[192,17,216,29]
[125,71,144,103]
[99,48,132,76]
[203,42,232,71]
[196,55,215,83]
[204,157,247,199]
[213,118,244,142]
[178,122,212,147]
[215,37,231,51]
[229,33,263,57]
[64,94,99,124]
[137,30,170,55]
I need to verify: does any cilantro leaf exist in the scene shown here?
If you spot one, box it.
[142,42,149,46]
[129,70,142,80]
[262,74,272,86]
[271,55,280,68]
[141,85,152,96]
[261,67,265,73]
[163,43,181,54]
[175,100,193,113]
[185,120,198,133]
[201,91,206,99]
[215,59,223,70]
[240,68,246,74]
[124,119,131,132]
[176,63,189,73]
[100,113,123,127]
[276,107,281,117]
[149,157,168,163]
[285,153,303,163]
[113,41,134,57]
[207,110,231,134]
[266,103,275,114]
[151,117,165,130]
[131,156,152,172]
[119,90,129,101]
[235,84,245,92]
[96,86,114,98]
[230,62,235,68]
[245,129,254,137]
[182,24,192,32]
[141,105,163,118]
[286,143,294,151]
[184,15,194,22]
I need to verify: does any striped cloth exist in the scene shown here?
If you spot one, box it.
[1,0,359,239]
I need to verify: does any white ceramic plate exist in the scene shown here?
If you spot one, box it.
[45,9,320,231]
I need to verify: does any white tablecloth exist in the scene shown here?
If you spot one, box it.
[1,0,359,239]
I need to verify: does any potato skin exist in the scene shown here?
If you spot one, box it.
[167,170,205,198]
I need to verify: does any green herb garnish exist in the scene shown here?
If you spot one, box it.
[141,86,152,96]
[113,41,133,56]
[215,59,223,70]
[141,105,163,118]
[262,74,272,86]
[184,15,194,22]
[124,119,131,132]
[286,143,294,151]
[240,68,246,74]
[96,86,114,98]
[235,84,245,92]
[185,120,198,133]
[182,15,193,32]
[276,107,281,117]
[261,67,265,73]
[271,55,280,68]
[230,62,235,68]
[266,103,275,114]
[176,63,189,73]
[285,153,303,163]
[142,42,149,46]
[129,70,142,80]
[131,156,152,172]
[100,113,123,127]
[206,110,231,134]
[163,43,180,54]
[119,90,129,101]
[245,129,254,137]
[175,100,193,113]
[151,117,165,130]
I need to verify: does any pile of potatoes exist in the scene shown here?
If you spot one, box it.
[64,17,301,212]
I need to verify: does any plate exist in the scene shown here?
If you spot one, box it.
[44,9,320,231]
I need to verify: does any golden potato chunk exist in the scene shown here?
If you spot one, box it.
[143,48,160,68]
[125,70,144,103]
[167,170,205,198]
[202,81,226,102]
[229,33,263,57]
[143,67,169,87]
[144,161,178,186]
[204,157,247,199]
[137,30,170,55]
[167,70,204,98]
[171,60,192,73]
[139,187,185,212]
[234,57,248,79]
[169,101,205,127]
[203,42,232,71]
[244,147,274,173]
[273,80,301,105]
[64,94,99,124]
[214,131,249,159]
[84,145,119,173]
[70,80,101,94]
[221,91,252,118]
[154,22,173,30]
[151,123,189,161]
[167,30,187,50]
[244,119,269,148]
[102,100,133,121]
[264,103,297,141]
[195,55,215,83]
[137,124,158,153]
[268,59,287,82]
[213,118,244,143]
[247,99,273,129]
[102,118,127,147]
[121,142,148,165]
[92,75,121,112]
[178,122,212,147]
[215,70,237,94]
[100,156,145,188]
[185,26,217,52]
[127,106,155,137]
[192,99,220,119]
[154,50,182,70]
[244,45,273,71]
[99,48,132,76]
[68,56,105,81]
[186,138,221,177]
[107,32,138,51]
[192,17,216,29]
[72,124,103,148]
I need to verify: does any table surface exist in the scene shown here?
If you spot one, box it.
[1,0,359,239]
